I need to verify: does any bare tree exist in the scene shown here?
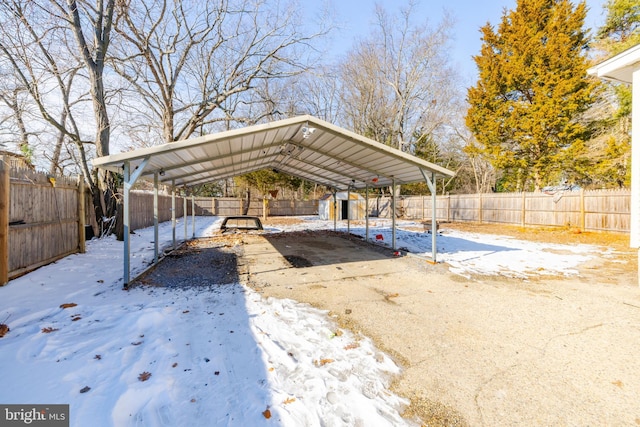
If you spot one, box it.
[0,0,119,233]
[112,0,330,144]
[338,1,458,152]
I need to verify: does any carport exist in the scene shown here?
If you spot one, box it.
[92,115,455,287]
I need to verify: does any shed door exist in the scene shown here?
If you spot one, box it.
[341,200,349,220]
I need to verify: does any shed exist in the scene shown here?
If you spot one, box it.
[319,192,366,220]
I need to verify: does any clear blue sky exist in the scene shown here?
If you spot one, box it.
[324,0,606,84]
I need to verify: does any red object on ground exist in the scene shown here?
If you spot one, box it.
[375,234,384,241]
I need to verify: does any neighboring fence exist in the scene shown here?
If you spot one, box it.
[129,191,185,231]
[188,197,318,218]
[386,189,630,232]
[1,162,85,284]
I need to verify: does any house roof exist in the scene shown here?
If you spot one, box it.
[587,43,640,84]
[92,115,455,191]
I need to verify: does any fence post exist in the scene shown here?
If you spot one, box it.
[580,188,585,232]
[0,158,9,285]
[521,192,526,227]
[77,175,86,253]
[479,193,483,223]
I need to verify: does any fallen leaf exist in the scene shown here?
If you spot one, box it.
[262,408,271,419]
[97,280,104,283]
[182,310,190,314]
[344,342,360,350]
[79,386,91,393]
[41,327,59,333]
[612,380,624,388]
[138,371,152,382]
[190,399,196,403]
[131,341,142,346]
[334,329,343,337]
[71,316,81,321]
[283,397,296,404]
[0,324,9,338]
[172,363,178,368]
[59,303,77,309]
[313,358,334,367]
[268,367,274,372]
[94,355,102,360]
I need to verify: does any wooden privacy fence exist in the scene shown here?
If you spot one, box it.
[1,162,85,285]
[391,189,630,232]
[187,197,318,217]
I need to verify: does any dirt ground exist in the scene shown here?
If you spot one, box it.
[246,218,640,426]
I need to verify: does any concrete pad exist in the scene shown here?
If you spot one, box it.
[241,231,640,426]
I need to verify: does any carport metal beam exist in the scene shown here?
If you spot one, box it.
[123,157,150,288]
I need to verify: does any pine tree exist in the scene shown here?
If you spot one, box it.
[466,0,599,191]
[584,0,640,189]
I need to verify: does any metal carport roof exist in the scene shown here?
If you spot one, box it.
[92,115,456,286]
[93,115,454,190]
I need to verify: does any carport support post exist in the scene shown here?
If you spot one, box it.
[122,157,149,288]
[123,162,131,287]
[347,186,351,235]
[333,190,337,232]
[183,191,187,241]
[391,179,396,250]
[365,184,369,242]
[153,172,159,264]
[420,169,438,263]
[172,181,176,250]
[192,194,195,239]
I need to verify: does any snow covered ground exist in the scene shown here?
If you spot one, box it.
[0,216,606,426]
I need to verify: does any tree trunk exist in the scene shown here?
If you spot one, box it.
[242,189,251,215]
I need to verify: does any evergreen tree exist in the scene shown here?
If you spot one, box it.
[585,0,640,188]
[597,0,640,55]
[466,0,599,191]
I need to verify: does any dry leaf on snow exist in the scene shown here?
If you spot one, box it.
[59,303,77,309]
[282,397,296,405]
[41,327,59,333]
[0,324,9,338]
[138,372,152,382]
[262,408,271,419]
[313,359,334,367]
